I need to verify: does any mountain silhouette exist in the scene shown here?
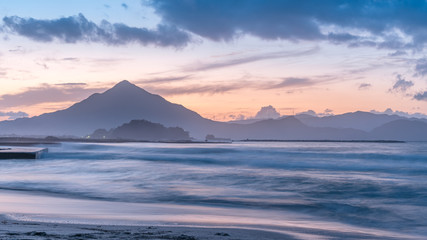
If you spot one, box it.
[370,119,427,141]
[230,111,414,132]
[218,116,368,140]
[294,111,405,131]
[0,80,213,137]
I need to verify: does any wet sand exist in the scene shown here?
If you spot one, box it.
[0,189,423,240]
[0,215,293,240]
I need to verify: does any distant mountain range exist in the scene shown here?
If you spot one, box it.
[293,112,426,131]
[1,80,427,141]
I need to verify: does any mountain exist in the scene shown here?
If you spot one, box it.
[0,80,214,138]
[370,119,427,141]
[90,119,190,141]
[229,111,415,132]
[295,111,405,131]
[217,116,368,140]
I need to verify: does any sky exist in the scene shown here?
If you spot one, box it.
[1,0,427,121]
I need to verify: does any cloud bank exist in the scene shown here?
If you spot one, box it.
[3,1,427,51]
[2,14,191,48]
[0,83,106,108]
[150,0,427,50]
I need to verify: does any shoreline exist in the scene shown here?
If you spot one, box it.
[0,190,423,240]
[0,215,293,240]
[1,214,423,240]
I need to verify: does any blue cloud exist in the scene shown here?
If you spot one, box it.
[2,14,191,48]
[414,91,427,101]
[358,83,372,90]
[415,58,427,77]
[149,0,427,50]
[390,75,414,93]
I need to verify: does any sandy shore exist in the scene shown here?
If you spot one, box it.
[0,189,424,240]
[0,215,293,240]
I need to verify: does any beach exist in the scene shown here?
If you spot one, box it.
[0,190,388,240]
[0,215,291,240]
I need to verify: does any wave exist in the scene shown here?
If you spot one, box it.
[1,141,426,235]
[41,143,427,176]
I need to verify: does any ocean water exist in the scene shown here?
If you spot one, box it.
[0,141,426,239]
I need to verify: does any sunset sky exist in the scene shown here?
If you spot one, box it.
[1,0,427,121]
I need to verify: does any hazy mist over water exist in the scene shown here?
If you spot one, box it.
[1,142,426,238]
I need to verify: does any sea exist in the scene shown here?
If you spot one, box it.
[0,141,426,239]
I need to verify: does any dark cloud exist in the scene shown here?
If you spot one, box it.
[272,77,313,88]
[414,91,427,101]
[150,0,427,50]
[0,111,29,120]
[0,84,106,108]
[185,48,318,71]
[5,1,427,51]
[415,58,427,77]
[358,83,371,90]
[2,14,191,48]
[55,82,87,86]
[390,75,414,93]
[150,0,324,42]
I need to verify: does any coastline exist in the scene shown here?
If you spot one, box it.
[0,136,407,147]
[0,215,291,240]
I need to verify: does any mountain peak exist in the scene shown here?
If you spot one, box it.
[114,80,136,88]
[106,80,149,95]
